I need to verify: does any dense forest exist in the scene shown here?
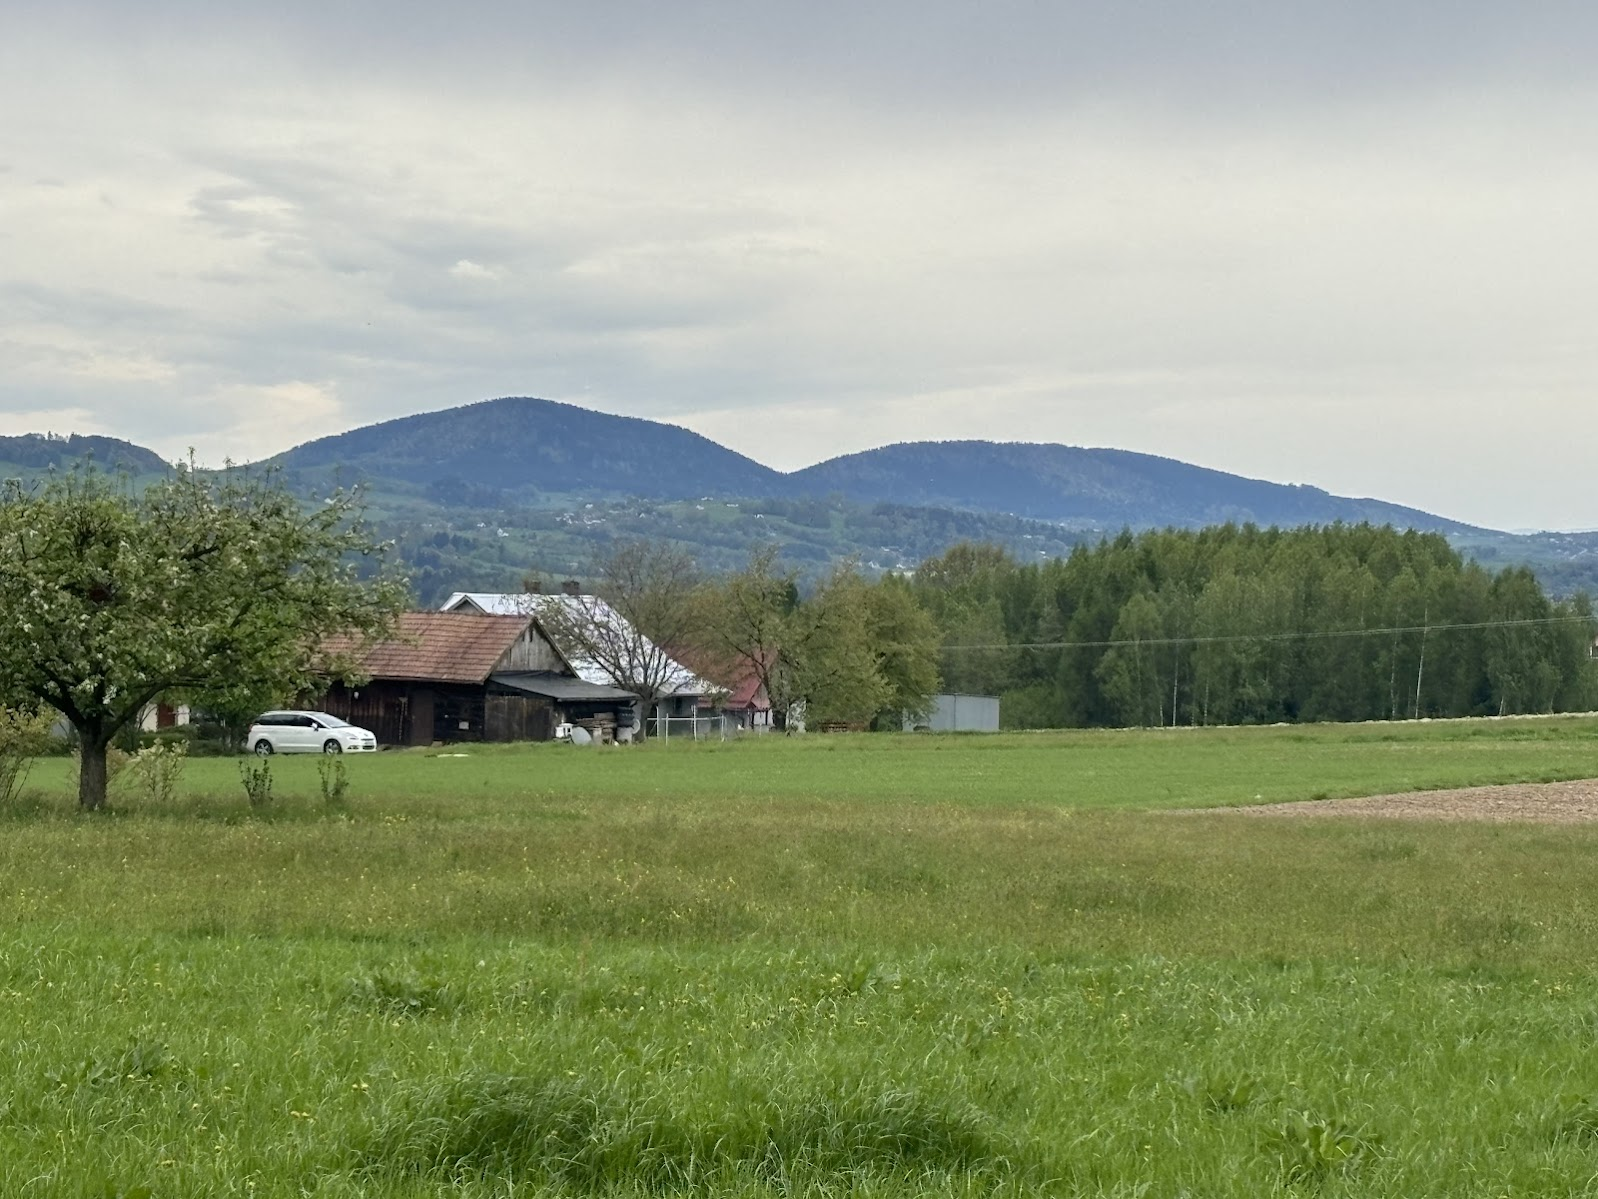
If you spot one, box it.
[910,525,1597,729]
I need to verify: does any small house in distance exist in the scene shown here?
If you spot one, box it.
[441,589,716,733]
[317,611,637,746]
[905,693,1001,733]
[671,647,774,731]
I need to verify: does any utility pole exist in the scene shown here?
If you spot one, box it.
[1413,607,1428,721]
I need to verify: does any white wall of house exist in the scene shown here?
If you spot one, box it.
[139,703,190,732]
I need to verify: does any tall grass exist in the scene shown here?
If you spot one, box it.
[4,792,1598,963]
[363,1071,1030,1191]
[8,935,1598,1195]
[4,721,1598,1194]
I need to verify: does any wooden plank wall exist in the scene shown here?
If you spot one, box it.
[323,683,556,745]
[485,694,557,742]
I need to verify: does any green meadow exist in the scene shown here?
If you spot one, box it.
[6,719,1598,1196]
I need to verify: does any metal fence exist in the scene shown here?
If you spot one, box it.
[650,713,744,741]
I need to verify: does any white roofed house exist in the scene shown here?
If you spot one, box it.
[315,611,638,746]
[441,585,718,739]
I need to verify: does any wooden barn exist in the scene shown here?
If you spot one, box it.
[316,611,638,747]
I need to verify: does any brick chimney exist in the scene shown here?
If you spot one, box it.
[561,579,581,596]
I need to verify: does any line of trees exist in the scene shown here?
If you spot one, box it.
[696,546,941,730]
[910,526,1597,728]
[531,526,1595,734]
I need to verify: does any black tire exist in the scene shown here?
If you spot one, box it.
[253,739,274,757]
[323,740,343,755]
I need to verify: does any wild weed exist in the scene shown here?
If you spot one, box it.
[1180,1073,1264,1114]
[343,971,459,1017]
[317,754,349,805]
[1553,1093,1598,1141]
[46,1041,173,1091]
[1268,1110,1381,1184]
[237,757,273,808]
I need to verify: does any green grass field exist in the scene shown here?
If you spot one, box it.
[6,719,1598,1196]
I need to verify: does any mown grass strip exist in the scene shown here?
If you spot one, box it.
[16,714,1598,817]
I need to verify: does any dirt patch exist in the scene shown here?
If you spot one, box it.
[1199,779,1598,824]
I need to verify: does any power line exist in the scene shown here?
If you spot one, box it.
[942,614,1597,653]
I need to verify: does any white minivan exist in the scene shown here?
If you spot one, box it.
[246,711,378,756]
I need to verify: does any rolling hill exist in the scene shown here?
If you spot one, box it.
[16,395,1597,601]
[268,396,1481,533]
[786,441,1480,533]
[0,432,168,478]
[273,396,784,501]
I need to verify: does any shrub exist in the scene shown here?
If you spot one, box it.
[238,758,273,808]
[141,724,228,756]
[181,720,242,756]
[120,740,188,806]
[0,706,55,809]
[318,755,349,805]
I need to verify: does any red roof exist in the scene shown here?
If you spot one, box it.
[720,672,768,710]
[672,646,771,711]
[321,611,532,684]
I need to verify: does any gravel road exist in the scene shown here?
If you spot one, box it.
[1208,779,1598,823]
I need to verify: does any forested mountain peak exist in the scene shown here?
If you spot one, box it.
[17,397,1587,602]
[265,397,1484,533]
[787,440,1482,533]
[271,396,784,500]
[0,432,169,477]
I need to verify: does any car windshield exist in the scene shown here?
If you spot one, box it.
[308,713,350,728]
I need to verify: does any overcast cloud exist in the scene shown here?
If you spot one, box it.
[3,2,1596,529]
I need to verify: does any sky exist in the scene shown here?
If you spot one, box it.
[3,2,1595,531]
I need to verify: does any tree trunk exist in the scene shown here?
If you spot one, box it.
[78,736,110,811]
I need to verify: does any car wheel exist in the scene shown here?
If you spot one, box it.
[253,740,274,757]
[323,740,343,755]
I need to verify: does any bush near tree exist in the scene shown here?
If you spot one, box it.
[0,706,54,809]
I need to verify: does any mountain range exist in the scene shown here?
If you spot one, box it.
[265,396,1479,533]
[7,396,1596,600]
